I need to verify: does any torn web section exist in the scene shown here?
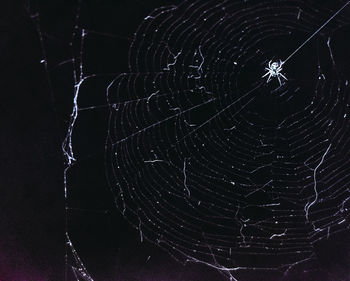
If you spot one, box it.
[66,234,94,281]
[57,2,142,280]
[106,0,350,279]
[24,1,102,279]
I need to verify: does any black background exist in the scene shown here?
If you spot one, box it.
[2,1,350,281]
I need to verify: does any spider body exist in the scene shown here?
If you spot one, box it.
[262,60,288,86]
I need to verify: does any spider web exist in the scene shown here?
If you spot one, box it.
[29,0,350,280]
[105,0,350,278]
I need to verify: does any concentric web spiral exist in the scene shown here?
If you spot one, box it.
[103,0,350,278]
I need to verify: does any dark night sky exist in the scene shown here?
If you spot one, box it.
[2,1,350,281]
[0,2,64,280]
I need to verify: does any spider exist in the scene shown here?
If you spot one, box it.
[262,60,288,86]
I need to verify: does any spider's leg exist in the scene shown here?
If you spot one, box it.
[268,61,272,68]
[280,73,288,80]
[262,71,270,78]
[267,73,272,83]
[277,75,282,86]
